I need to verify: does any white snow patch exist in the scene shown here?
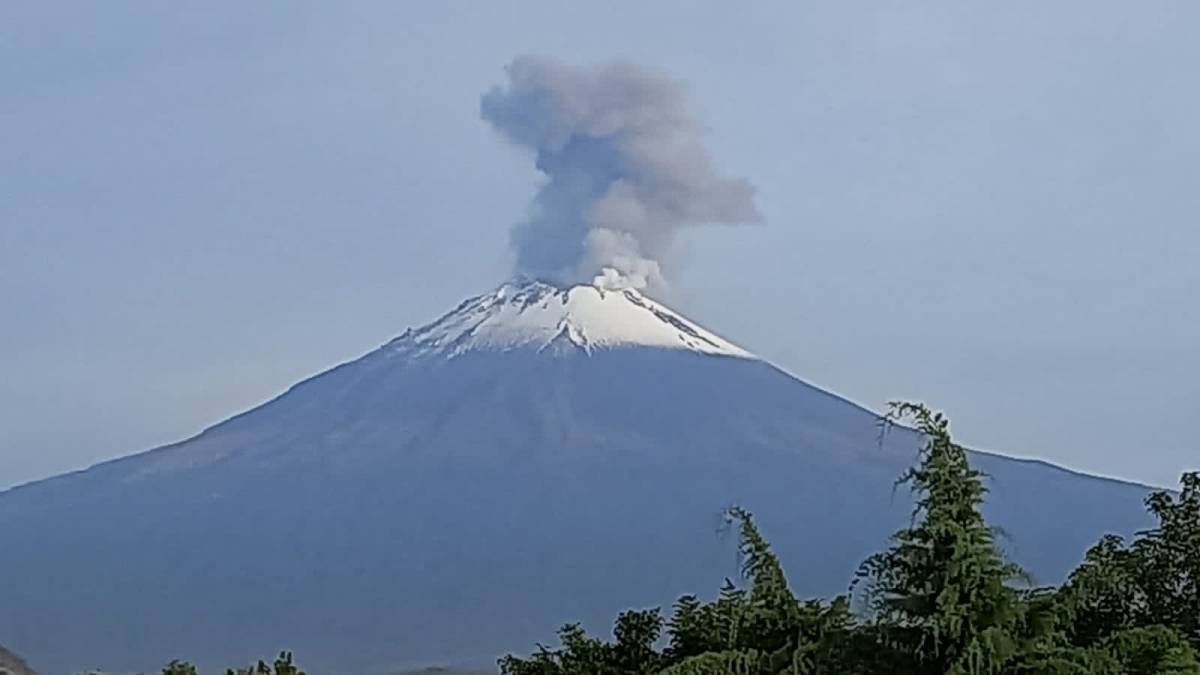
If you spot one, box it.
[388,280,754,360]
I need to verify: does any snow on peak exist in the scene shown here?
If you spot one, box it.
[387,279,754,359]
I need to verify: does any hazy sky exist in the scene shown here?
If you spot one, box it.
[3,2,1197,490]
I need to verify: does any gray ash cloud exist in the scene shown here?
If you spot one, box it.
[481,56,761,293]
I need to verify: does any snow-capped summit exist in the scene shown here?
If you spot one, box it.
[387,279,754,360]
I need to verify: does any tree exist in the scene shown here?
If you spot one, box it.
[502,505,854,675]
[223,652,305,675]
[1054,472,1200,671]
[498,611,664,675]
[500,403,1199,675]
[1094,626,1200,675]
[1136,473,1200,649]
[657,650,760,675]
[854,402,1035,674]
[162,661,198,675]
[664,581,750,663]
[1057,534,1144,645]
[720,506,857,674]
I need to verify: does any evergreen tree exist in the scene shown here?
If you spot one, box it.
[499,405,1199,675]
[162,661,198,675]
[222,651,305,675]
[498,612,664,675]
[726,505,798,659]
[854,402,1034,674]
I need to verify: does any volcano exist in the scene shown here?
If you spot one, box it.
[0,281,1154,673]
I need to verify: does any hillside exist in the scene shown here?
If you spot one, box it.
[0,646,37,675]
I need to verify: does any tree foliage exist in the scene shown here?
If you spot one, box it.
[163,660,199,675]
[853,403,1037,674]
[501,403,1200,675]
[146,652,306,675]
[223,651,305,675]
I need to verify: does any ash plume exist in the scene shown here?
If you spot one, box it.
[481,56,762,294]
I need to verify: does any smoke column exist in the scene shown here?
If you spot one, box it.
[481,56,762,293]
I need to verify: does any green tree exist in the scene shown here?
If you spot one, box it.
[503,505,855,675]
[1137,473,1200,649]
[500,403,1199,675]
[658,507,856,674]
[498,611,664,675]
[223,651,306,675]
[854,402,1036,674]
[1054,472,1200,672]
[1057,533,1144,645]
[1094,626,1200,674]
[162,661,198,675]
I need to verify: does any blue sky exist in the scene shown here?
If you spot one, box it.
[2,2,1197,489]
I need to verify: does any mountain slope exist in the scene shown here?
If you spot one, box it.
[0,282,1155,674]
[0,646,38,675]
